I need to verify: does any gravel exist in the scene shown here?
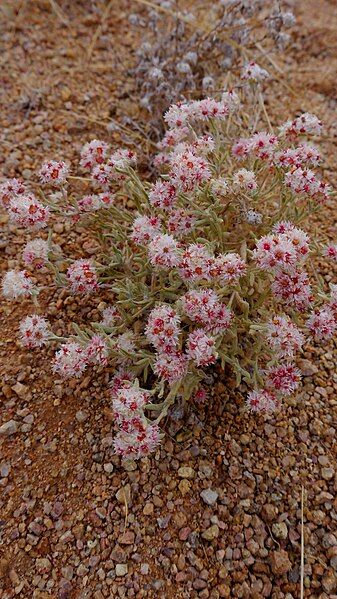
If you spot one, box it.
[1,1,337,597]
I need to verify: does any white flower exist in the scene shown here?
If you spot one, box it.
[2,270,35,299]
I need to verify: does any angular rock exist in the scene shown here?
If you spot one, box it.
[178,467,195,479]
[201,525,219,541]
[322,570,337,593]
[115,563,128,576]
[200,489,218,506]
[270,550,292,575]
[0,420,18,437]
[271,522,288,540]
[75,410,88,423]
[321,467,335,481]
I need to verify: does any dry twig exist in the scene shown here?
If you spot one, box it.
[300,485,305,599]
[87,0,114,60]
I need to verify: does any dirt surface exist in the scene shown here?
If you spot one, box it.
[1,1,337,598]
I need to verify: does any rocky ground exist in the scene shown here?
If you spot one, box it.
[1,1,337,598]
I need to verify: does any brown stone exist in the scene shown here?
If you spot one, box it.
[270,550,292,575]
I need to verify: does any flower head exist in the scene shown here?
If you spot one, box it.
[86,335,109,366]
[8,194,49,230]
[113,423,161,460]
[113,385,150,422]
[110,367,134,398]
[279,113,322,137]
[167,209,195,238]
[179,243,213,282]
[153,351,189,384]
[53,342,88,378]
[265,364,301,396]
[130,215,162,245]
[39,160,69,185]
[186,330,218,367]
[272,268,313,311]
[233,168,257,192]
[145,305,181,353]
[148,234,180,269]
[324,244,337,260]
[266,315,305,358]
[210,253,246,283]
[2,270,35,299]
[307,307,336,340]
[285,167,331,202]
[181,289,232,334]
[67,259,99,294]
[170,150,211,192]
[148,180,177,211]
[19,315,50,348]
[22,238,49,269]
[101,306,121,327]
[0,178,26,207]
[241,61,269,82]
[246,389,278,412]
[80,139,109,170]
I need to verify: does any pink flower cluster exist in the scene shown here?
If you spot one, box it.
[8,194,49,230]
[101,306,121,327]
[325,244,337,260]
[153,352,188,385]
[247,317,304,413]
[80,140,136,188]
[233,132,278,161]
[170,149,211,192]
[265,364,301,396]
[307,307,336,340]
[253,222,310,273]
[148,180,177,211]
[145,305,181,354]
[232,169,257,192]
[241,62,269,82]
[148,234,180,269]
[77,192,114,213]
[285,167,331,202]
[23,239,49,269]
[130,215,162,244]
[247,389,278,413]
[167,209,195,238]
[164,97,234,129]
[254,222,313,311]
[2,270,35,299]
[80,139,109,170]
[53,342,88,378]
[229,115,329,203]
[39,160,69,185]
[179,245,246,284]
[112,384,160,460]
[19,315,50,348]
[0,178,26,208]
[52,334,110,377]
[86,335,109,366]
[66,259,99,294]
[266,315,305,358]
[279,113,322,137]
[181,290,232,335]
[186,329,218,367]
[273,144,321,168]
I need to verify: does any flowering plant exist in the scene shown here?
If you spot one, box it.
[2,84,336,460]
[128,0,295,133]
